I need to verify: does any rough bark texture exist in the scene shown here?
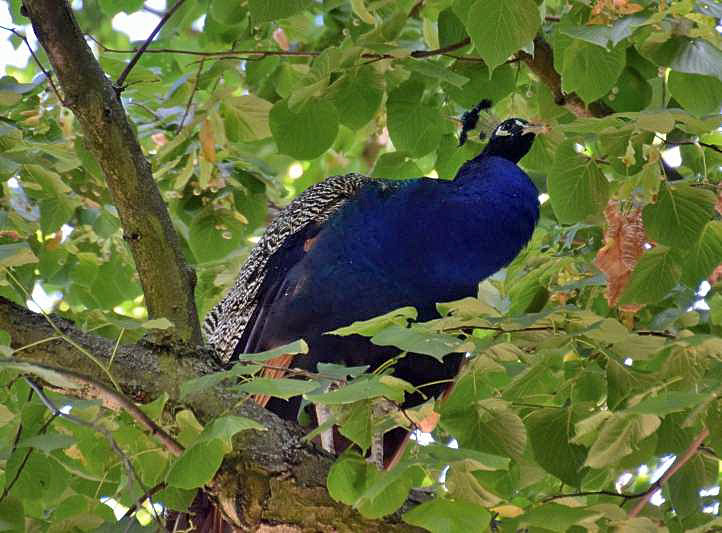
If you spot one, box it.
[0,296,422,532]
[22,0,202,344]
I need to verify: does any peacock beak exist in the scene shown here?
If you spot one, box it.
[522,122,549,135]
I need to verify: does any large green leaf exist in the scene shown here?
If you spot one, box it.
[222,95,272,142]
[561,41,626,103]
[583,413,660,469]
[248,0,312,23]
[642,182,717,249]
[403,499,491,533]
[619,246,683,305]
[269,98,339,160]
[683,221,722,286]
[548,140,610,224]
[669,72,722,116]
[464,0,540,72]
[526,408,587,486]
[327,66,384,130]
[166,439,225,489]
[386,80,445,158]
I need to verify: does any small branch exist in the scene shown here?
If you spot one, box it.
[0,25,63,103]
[179,58,204,130]
[88,35,474,63]
[115,0,187,91]
[627,428,710,517]
[542,489,641,503]
[120,481,167,520]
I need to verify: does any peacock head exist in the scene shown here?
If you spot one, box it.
[482,118,542,163]
[458,99,546,164]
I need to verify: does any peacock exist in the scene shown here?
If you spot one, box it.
[203,100,543,465]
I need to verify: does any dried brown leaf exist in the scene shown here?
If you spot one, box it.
[594,201,646,310]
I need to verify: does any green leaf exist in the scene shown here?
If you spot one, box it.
[221,95,272,142]
[327,452,375,505]
[0,242,37,267]
[440,398,526,459]
[327,66,384,130]
[305,375,412,405]
[669,72,722,116]
[188,211,245,264]
[17,432,75,453]
[561,41,626,102]
[355,464,423,518]
[401,59,469,88]
[371,152,423,180]
[642,182,716,249]
[619,246,683,305]
[0,497,23,531]
[464,0,540,72]
[370,325,469,362]
[235,378,317,399]
[521,503,602,531]
[548,140,610,224]
[626,391,708,416]
[338,401,373,452]
[235,339,309,363]
[683,221,722,286]
[166,439,225,489]
[403,499,491,533]
[584,413,660,469]
[248,0,312,23]
[197,415,266,450]
[328,306,417,337]
[386,80,445,158]
[269,99,339,160]
[527,408,587,486]
[444,62,515,109]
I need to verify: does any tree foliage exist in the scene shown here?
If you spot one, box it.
[1,0,722,531]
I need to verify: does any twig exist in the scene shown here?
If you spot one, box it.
[89,35,475,63]
[542,489,642,503]
[115,0,188,91]
[120,481,167,520]
[627,427,710,517]
[179,59,205,130]
[0,25,63,103]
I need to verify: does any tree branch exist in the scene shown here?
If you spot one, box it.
[627,428,711,517]
[115,0,187,91]
[22,0,202,344]
[0,296,421,531]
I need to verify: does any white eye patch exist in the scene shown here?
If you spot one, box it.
[494,127,513,136]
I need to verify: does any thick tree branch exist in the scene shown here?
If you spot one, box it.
[22,0,202,344]
[0,296,421,532]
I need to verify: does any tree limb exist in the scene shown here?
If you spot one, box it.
[0,296,421,532]
[22,0,202,344]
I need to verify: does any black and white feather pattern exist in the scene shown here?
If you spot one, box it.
[203,172,369,362]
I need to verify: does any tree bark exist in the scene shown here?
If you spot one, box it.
[22,0,202,344]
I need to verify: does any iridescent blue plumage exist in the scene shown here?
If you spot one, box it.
[204,111,541,446]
